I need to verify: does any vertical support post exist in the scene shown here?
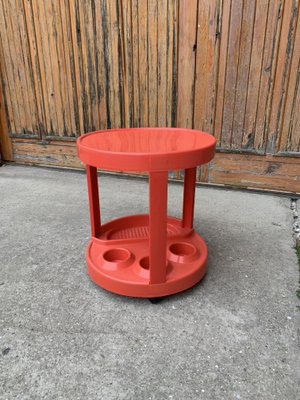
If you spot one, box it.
[86,165,101,237]
[149,171,168,284]
[182,167,197,228]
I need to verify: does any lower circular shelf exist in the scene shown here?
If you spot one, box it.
[86,214,208,298]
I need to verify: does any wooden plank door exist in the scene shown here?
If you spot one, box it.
[178,0,300,192]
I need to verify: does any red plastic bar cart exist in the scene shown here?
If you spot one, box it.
[77,128,216,298]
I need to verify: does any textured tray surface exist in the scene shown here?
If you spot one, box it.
[87,214,208,297]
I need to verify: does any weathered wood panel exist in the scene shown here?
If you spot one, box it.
[12,139,82,168]
[12,138,300,193]
[0,0,178,136]
[0,0,299,193]
[209,153,300,193]
[0,0,38,136]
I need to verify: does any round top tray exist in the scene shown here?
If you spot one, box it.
[77,128,216,172]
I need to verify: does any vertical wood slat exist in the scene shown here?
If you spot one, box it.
[33,0,58,134]
[15,0,40,135]
[166,0,178,127]
[193,0,220,134]
[68,0,84,134]
[254,0,283,151]
[267,0,299,153]
[59,0,77,135]
[147,0,158,127]
[131,0,140,127]
[119,0,133,128]
[8,0,34,135]
[214,0,231,145]
[242,0,269,150]
[231,0,256,149]
[177,0,198,128]
[221,0,243,148]
[94,0,108,130]
[157,0,167,127]
[77,0,98,132]
[51,0,71,136]
[193,0,220,183]
[280,4,300,152]
[138,0,149,127]
[106,0,123,128]
[289,75,300,151]
[45,0,65,135]
[22,0,46,134]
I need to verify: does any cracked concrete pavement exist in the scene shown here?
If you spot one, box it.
[0,164,299,400]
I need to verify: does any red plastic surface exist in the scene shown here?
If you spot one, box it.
[77,128,216,298]
[77,127,216,171]
[87,215,208,298]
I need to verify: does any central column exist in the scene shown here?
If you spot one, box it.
[149,171,168,284]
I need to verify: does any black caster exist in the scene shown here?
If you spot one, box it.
[149,297,165,304]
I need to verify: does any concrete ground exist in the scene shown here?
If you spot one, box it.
[0,164,299,400]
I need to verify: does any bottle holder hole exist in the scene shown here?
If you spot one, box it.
[103,248,131,263]
[169,242,196,256]
[139,256,150,270]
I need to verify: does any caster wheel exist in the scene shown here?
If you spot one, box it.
[149,297,165,304]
